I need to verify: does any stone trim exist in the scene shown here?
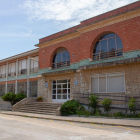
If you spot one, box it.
[36,8,140,48]
[42,69,76,76]
[79,57,140,70]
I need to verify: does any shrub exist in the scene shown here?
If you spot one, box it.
[1,92,26,105]
[88,93,100,114]
[128,96,137,116]
[60,100,84,116]
[15,93,27,102]
[114,112,125,118]
[37,96,43,102]
[1,92,16,105]
[101,98,112,115]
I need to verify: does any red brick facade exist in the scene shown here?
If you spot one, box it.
[38,1,140,69]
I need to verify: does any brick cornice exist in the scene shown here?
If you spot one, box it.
[36,8,140,48]
[35,32,80,48]
[77,8,140,33]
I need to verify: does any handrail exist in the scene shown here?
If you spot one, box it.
[93,48,123,61]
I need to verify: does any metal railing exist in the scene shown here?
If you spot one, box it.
[30,67,39,73]
[0,74,6,78]
[52,61,70,69]
[73,92,140,114]
[93,48,123,61]
[18,69,27,75]
[8,72,16,77]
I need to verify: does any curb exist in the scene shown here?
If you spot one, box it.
[1,111,140,128]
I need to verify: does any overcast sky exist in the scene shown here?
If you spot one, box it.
[0,0,138,60]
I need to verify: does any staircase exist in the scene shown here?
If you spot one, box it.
[14,102,63,115]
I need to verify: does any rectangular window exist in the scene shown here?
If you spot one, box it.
[8,62,16,76]
[7,83,15,93]
[52,79,70,100]
[0,84,5,96]
[18,59,28,75]
[17,82,27,95]
[0,65,6,78]
[30,56,39,73]
[91,72,125,93]
[29,81,38,97]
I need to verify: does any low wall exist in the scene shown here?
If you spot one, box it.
[0,100,12,111]
[12,97,37,111]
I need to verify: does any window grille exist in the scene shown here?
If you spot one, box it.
[29,81,38,97]
[52,48,70,69]
[7,83,15,93]
[91,72,125,93]
[0,84,5,96]
[17,82,27,95]
[93,33,123,61]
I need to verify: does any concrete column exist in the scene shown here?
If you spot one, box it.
[15,59,18,94]
[5,62,8,93]
[27,56,30,97]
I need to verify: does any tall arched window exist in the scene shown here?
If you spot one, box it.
[93,33,123,61]
[52,48,70,69]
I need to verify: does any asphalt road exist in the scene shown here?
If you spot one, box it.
[0,114,140,140]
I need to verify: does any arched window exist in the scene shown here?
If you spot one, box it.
[93,33,123,60]
[52,48,70,69]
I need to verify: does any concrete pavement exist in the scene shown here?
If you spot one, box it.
[1,111,140,127]
[0,113,140,140]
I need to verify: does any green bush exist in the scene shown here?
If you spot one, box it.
[101,98,112,115]
[15,93,27,102]
[76,110,92,117]
[128,96,137,116]
[1,92,26,105]
[60,100,84,116]
[114,112,125,118]
[37,96,43,101]
[88,93,100,114]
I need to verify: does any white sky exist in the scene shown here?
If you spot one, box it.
[0,0,138,60]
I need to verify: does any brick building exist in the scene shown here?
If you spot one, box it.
[0,1,140,104]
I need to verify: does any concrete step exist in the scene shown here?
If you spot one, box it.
[15,108,56,112]
[15,110,56,114]
[22,104,61,107]
[16,107,57,110]
[15,110,56,115]
[13,102,63,116]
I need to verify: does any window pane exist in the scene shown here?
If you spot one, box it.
[108,75,124,92]
[56,53,61,63]
[57,84,61,89]
[99,77,106,92]
[63,95,67,99]
[57,95,61,99]
[52,95,56,99]
[91,77,98,93]
[62,89,67,94]
[57,89,61,94]
[108,37,116,51]
[53,85,56,89]
[63,84,67,88]
[68,89,70,93]
[100,40,107,52]
[101,33,115,40]
[62,51,67,62]
[116,36,123,49]
[94,41,100,53]
[52,90,56,94]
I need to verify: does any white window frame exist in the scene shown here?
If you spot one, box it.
[90,72,125,93]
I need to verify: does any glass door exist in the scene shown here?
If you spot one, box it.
[52,79,70,102]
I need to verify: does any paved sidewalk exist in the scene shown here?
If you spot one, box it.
[1,111,140,127]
